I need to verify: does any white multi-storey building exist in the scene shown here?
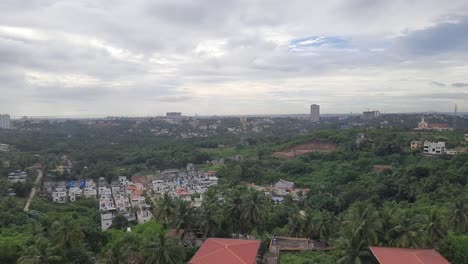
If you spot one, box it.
[423,141,446,155]
[0,114,11,129]
[310,104,320,122]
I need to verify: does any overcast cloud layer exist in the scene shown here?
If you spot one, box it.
[1,0,468,116]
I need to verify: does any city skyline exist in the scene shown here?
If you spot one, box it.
[1,1,468,116]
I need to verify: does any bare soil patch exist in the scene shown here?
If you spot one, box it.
[272,141,337,159]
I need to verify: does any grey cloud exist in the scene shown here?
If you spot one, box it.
[1,0,468,115]
[395,16,468,55]
[430,81,446,87]
[154,95,192,102]
[31,85,113,102]
[452,82,468,87]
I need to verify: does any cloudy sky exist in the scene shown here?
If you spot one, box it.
[1,0,468,116]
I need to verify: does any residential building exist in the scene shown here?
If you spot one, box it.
[465,133,468,141]
[369,247,449,264]
[310,104,320,122]
[52,188,67,203]
[8,171,27,183]
[0,114,11,129]
[0,144,10,152]
[423,141,446,155]
[101,212,115,231]
[189,238,261,264]
[362,110,380,120]
[410,141,423,150]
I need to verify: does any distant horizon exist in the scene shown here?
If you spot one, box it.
[6,111,468,120]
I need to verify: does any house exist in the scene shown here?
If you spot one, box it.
[423,141,446,155]
[101,212,115,231]
[189,238,261,264]
[465,134,468,141]
[8,171,27,183]
[369,247,449,264]
[410,141,423,150]
[52,188,67,203]
[0,143,10,152]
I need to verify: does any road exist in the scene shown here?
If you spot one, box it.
[24,169,43,212]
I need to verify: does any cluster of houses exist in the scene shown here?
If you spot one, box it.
[151,165,219,207]
[99,176,152,230]
[43,179,97,203]
[248,179,310,203]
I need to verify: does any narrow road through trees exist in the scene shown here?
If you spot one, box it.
[24,169,43,212]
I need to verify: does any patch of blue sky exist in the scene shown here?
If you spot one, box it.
[288,36,351,51]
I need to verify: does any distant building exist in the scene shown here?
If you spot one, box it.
[0,114,11,129]
[166,112,182,119]
[410,141,423,150]
[362,110,380,120]
[8,171,27,183]
[415,116,453,131]
[464,134,468,141]
[310,104,320,122]
[0,144,10,152]
[166,112,182,124]
[423,141,446,155]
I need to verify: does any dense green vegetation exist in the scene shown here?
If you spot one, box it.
[1,117,468,263]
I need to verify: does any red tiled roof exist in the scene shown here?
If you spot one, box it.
[370,247,450,264]
[132,189,143,195]
[428,123,449,128]
[189,238,261,264]
[176,188,191,196]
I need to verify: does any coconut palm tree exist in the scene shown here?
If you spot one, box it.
[17,237,63,264]
[174,198,196,245]
[97,233,143,264]
[342,203,381,246]
[336,235,372,264]
[50,218,85,249]
[449,199,467,233]
[154,193,176,225]
[286,211,305,237]
[379,202,398,244]
[314,210,334,244]
[143,233,185,264]
[421,209,447,247]
[199,193,223,240]
[387,210,427,248]
[224,189,243,237]
[241,189,268,234]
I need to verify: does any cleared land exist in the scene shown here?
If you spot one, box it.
[272,141,337,159]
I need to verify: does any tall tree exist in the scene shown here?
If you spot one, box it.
[342,203,381,246]
[336,236,372,264]
[224,188,243,236]
[154,193,176,226]
[143,233,185,264]
[199,190,223,239]
[50,218,85,249]
[421,209,447,247]
[387,210,427,248]
[241,189,268,234]
[174,198,196,246]
[17,237,63,264]
[450,199,468,233]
